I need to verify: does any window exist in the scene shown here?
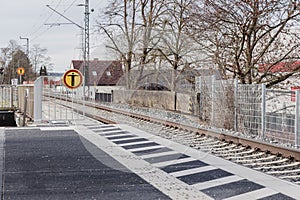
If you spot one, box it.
[106,71,111,76]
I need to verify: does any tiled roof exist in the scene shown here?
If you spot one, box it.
[72,60,124,86]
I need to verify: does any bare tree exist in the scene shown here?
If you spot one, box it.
[30,44,53,74]
[96,0,140,89]
[188,0,300,87]
[97,0,201,90]
[3,49,35,84]
[155,0,200,91]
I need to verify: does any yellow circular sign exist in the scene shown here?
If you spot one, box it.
[17,67,25,75]
[63,69,83,89]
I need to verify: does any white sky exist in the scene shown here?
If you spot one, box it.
[0,0,110,72]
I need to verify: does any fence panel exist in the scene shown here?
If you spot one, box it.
[236,84,262,137]
[0,85,18,110]
[264,89,296,146]
[34,76,87,123]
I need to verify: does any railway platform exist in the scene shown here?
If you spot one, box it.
[1,110,299,199]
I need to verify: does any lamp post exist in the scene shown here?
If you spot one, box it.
[19,36,29,56]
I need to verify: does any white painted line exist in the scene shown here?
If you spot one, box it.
[170,166,217,178]
[128,145,165,153]
[116,124,300,200]
[74,126,213,200]
[109,136,140,142]
[105,133,134,139]
[119,140,155,147]
[224,187,278,200]
[140,151,179,159]
[98,130,128,135]
[153,157,196,168]
[94,127,121,132]
[193,175,244,190]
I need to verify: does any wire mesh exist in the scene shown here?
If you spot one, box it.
[264,89,296,146]
[236,84,262,137]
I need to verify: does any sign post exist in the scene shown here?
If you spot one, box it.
[62,69,84,118]
[17,67,25,84]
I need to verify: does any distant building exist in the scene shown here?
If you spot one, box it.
[71,59,124,86]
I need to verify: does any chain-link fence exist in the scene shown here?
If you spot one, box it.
[196,76,300,148]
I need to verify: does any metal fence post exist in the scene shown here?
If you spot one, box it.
[10,86,13,108]
[211,75,215,126]
[295,90,299,148]
[22,89,29,126]
[34,77,43,122]
[261,84,266,139]
[234,79,238,132]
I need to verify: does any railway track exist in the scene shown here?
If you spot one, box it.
[47,95,300,185]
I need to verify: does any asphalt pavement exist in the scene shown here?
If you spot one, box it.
[0,127,170,200]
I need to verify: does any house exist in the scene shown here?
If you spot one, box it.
[71,59,124,86]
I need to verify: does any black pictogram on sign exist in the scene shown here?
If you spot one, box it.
[63,69,83,89]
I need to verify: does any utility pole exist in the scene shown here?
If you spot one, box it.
[84,0,90,97]
[46,1,92,97]
[19,36,29,56]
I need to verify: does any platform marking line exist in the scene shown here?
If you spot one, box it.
[107,135,138,141]
[140,150,181,159]
[128,145,165,153]
[119,140,156,147]
[152,157,196,168]
[108,135,140,141]
[74,125,213,200]
[112,138,148,144]
[86,124,113,128]
[193,175,244,190]
[93,127,122,133]
[105,133,135,139]
[170,165,217,177]
[223,187,279,200]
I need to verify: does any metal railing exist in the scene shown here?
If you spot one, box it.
[0,85,18,110]
[34,76,88,123]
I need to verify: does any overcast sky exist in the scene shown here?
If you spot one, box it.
[0,0,109,72]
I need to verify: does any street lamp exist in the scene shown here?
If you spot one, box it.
[19,36,29,56]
